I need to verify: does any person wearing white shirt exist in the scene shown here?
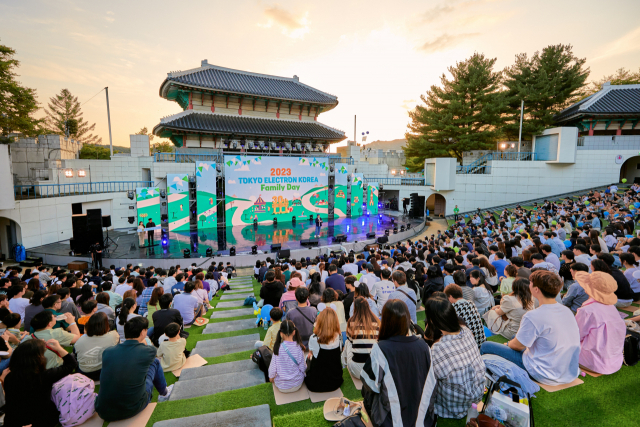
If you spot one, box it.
[573,244,592,266]
[162,272,177,294]
[342,258,358,276]
[542,246,561,271]
[360,264,379,293]
[115,278,133,296]
[371,269,396,312]
[8,285,30,321]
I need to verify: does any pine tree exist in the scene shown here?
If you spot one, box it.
[0,41,42,139]
[584,67,640,97]
[502,44,589,141]
[44,88,101,144]
[404,53,505,170]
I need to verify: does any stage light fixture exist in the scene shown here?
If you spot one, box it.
[258,141,265,150]
[127,191,134,200]
[273,217,277,226]
[251,245,258,255]
[385,229,390,236]
[64,168,73,178]
[305,143,312,152]
[230,246,236,256]
[183,249,191,258]
[206,247,213,257]
[216,164,222,173]
[330,165,335,173]
[393,227,398,234]
[253,218,258,228]
[295,142,301,151]
[247,141,254,149]
[400,225,405,232]
[77,169,86,177]
[270,141,277,150]
[292,216,296,223]
[128,216,135,224]
[309,215,313,221]
[231,140,238,149]
[285,142,291,150]
[160,190,166,198]
[162,238,168,246]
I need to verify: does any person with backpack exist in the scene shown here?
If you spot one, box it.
[285,287,316,347]
[278,274,305,315]
[260,271,285,308]
[268,320,306,393]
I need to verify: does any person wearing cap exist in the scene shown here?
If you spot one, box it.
[574,271,626,375]
[278,275,307,315]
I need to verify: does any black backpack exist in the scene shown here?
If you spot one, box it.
[251,345,273,382]
[623,329,640,367]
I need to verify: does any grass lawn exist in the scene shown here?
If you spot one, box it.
[136,278,640,427]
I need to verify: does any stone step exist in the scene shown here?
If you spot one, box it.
[192,340,257,358]
[153,404,270,427]
[225,288,256,294]
[216,300,248,308]
[180,359,257,381]
[203,318,257,334]
[210,308,255,319]
[230,278,253,282]
[220,293,253,300]
[194,333,259,349]
[169,369,265,401]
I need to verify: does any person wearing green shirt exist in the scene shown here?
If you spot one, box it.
[454,205,460,221]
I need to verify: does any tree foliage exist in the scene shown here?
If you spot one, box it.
[44,88,101,144]
[501,44,589,141]
[584,67,640,97]
[151,139,174,153]
[79,143,110,160]
[404,53,505,170]
[0,41,42,140]
[135,126,155,142]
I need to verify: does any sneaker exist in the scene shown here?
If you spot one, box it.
[158,384,174,402]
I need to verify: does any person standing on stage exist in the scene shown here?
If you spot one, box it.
[137,221,145,247]
[146,218,156,246]
[315,214,322,237]
[91,241,103,270]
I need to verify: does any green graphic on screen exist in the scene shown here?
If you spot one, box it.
[367,182,379,215]
[196,162,217,229]
[167,173,190,231]
[135,187,161,226]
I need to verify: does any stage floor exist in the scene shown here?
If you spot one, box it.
[30,212,422,260]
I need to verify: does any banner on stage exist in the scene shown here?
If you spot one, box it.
[334,164,349,218]
[135,187,161,226]
[224,155,329,226]
[167,173,189,231]
[367,182,379,215]
[196,162,217,229]
[351,173,364,217]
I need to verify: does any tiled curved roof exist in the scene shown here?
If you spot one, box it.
[157,112,345,141]
[166,65,338,105]
[555,86,640,122]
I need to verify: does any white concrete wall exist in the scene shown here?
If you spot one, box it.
[434,158,456,191]
[0,145,15,211]
[534,126,578,164]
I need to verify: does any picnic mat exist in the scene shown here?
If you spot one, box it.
[194,317,210,327]
[108,403,156,427]
[579,365,603,378]
[81,412,104,427]
[309,387,344,403]
[273,382,310,405]
[618,311,629,319]
[350,372,363,390]
[534,378,583,392]
[173,354,208,377]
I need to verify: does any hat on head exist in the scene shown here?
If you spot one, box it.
[288,278,304,289]
[575,271,617,305]
[309,269,316,276]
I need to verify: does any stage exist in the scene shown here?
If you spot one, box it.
[27,212,426,268]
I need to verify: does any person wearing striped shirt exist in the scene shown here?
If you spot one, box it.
[342,297,379,379]
[268,320,306,393]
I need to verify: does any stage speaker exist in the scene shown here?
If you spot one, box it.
[271,243,282,252]
[102,215,112,228]
[278,249,291,259]
[71,215,89,253]
[72,214,87,232]
[71,203,82,215]
[229,246,236,256]
[86,209,103,247]
[301,238,319,247]
[366,232,376,239]
[334,234,347,243]
[377,236,388,244]
[409,193,425,219]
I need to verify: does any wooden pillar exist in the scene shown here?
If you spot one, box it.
[188,92,193,110]
[588,121,595,136]
[211,94,215,113]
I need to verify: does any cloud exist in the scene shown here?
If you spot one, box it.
[418,33,479,53]
[234,164,251,172]
[419,4,455,24]
[401,99,417,110]
[249,195,257,201]
[261,5,310,39]
[592,26,640,62]
[198,162,211,170]
[227,179,237,184]
[172,176,186,187]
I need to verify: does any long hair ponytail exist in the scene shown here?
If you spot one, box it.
[118,297,136,326]
[272,320,303,355]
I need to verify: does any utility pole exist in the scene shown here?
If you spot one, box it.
[105,87,113,157]
[518,100,524,156]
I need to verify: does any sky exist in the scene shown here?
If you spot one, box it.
[2,0,640,151]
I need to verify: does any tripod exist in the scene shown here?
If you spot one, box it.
[103,227,119,257]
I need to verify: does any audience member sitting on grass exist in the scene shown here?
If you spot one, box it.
[469,270,494,315]
[425,296,485,420]
[574,271,626,375]
[286,286,317,347]
[595,254,635,308]
[96,292,116,329]
[24,310,81,369]
[117,297,141,342]
[56,287,81,322]
[173,281,203,326]
[23,289,46,334]
[77,300,98,333]
[8,284,29,321]
[102,280,123,311]
[255,307,283,350]
[349,283,380,319]
[499,265,518,296]
[361,299,436,427]
[372,268,395,312]
[152,294,188,346]
[325,264,346,294]
[342,296,379,379]
[4,338,78,427]
[562,263,590,313]
[481,270,580,385]
[146,287,164,327]
[157,322,187,372]
[96,316,173,422]
[305,307,344,393]
[444,284,485,347]
[388,271,418,323]
[484,278,534,339]
[279,275,306,314]
[422,265,445,301]
[260,271,285,308]
[268,320,307,393]
[74,311,119,380]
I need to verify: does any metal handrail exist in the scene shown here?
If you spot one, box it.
[154,152,353,165]
[14,181,154,199]
[364,177,426,186]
